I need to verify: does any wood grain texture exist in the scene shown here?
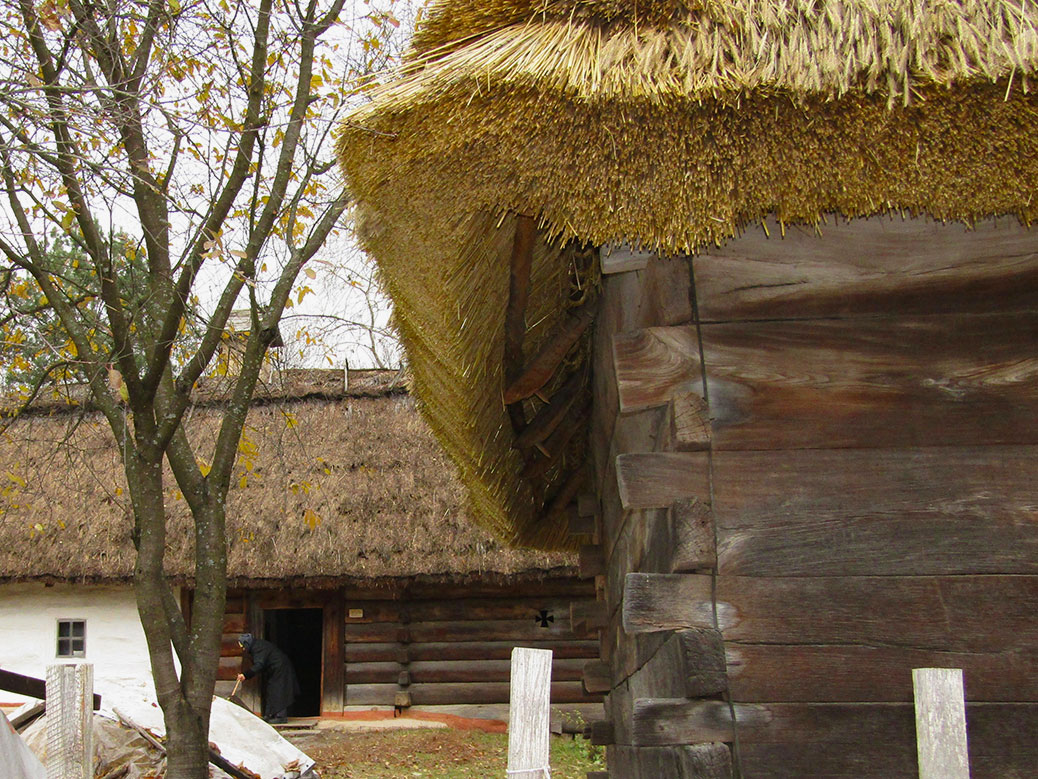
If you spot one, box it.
[913,668,970,779]
[613,326,700,413]
[725,645,1038,702]
[714,446,1038,575]
[616,452,710,510]
[693,215,1038,322]
[732,703,1038,778]
[715,575,1038,651]
[607,744,733,779]
[700,312,1038,450]
[626,629,728,700]
[622,573,715,634]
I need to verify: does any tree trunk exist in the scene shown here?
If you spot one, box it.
[163,698,210,779]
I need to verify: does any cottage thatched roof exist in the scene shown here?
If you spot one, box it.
[0,370,574,585]
[336,0,1038,547]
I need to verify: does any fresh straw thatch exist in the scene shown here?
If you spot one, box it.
[337,0,1038,548]
[0,372,574,585]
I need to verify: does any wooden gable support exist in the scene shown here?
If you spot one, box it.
[503,297,597,405]
[514,368,584,449]
[503,214,537,434]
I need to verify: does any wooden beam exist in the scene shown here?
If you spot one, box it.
[579,544,606,578]
[0,668,101,710]
[627,629,728,700]
[578,492,599,517]
[914,668,970,779]
[504,298,597,405]
[571,601,609,633]
[669,391,711,451]
[582,660,612,694]
[725,644,1038,703]
[612,326,699,413]
[607,744,732,779]
[567,510,595,537]
[503,214,538,434]
[514,369,584,449]
[714,445,1038,575]
[631,699,737,745]
[521,403,588,482]
[700,312,1038,450]
[615,452,710,510]
[622,573,715,634]
[601,243,655,275]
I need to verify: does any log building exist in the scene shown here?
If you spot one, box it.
[337,0,1038,775]
[0,369,602,723]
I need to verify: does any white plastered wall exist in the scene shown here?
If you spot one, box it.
[0,582,166,705]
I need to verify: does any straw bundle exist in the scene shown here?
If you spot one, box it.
[337,0,1038,548]
[0,391,574,584]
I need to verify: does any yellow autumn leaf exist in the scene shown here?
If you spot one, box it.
[303,508,321,530]
[304,267,316,279]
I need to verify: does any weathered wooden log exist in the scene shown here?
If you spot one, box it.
[631,699,737,745]
[626,629,727,700]
[345,639,600,664]
[503,298,597,404]
[724,644,1038,703]
[0,668,101,710]
[345,680,596,706]
[615,452,710,510]
[515,369,584,449]
[622,574,715,635]
[578,492,599,517]
[568,510,595,537]
[521,403,589,481]
[579,544,606,578]
[504,214,537,434]
[612,326,700,413]
[586,719,616,745]
[571,601,609,633]
[714,445,1038,576]
[582,660,612,694]
[606,744,733,778]
[669,391,711,451]
[699,312,1038,450]
[601,243,655,275]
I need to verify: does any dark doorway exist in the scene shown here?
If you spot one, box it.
[264,608,323,717]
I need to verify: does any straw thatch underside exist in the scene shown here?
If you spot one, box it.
[0,393,574,583]
[337,0,1038,547]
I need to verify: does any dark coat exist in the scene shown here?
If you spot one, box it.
[243,638,301,717]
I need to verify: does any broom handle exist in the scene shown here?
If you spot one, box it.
[231,677,242,697]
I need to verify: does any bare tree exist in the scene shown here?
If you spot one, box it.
[0,0,404,775]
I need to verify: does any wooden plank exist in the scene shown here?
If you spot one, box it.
[503,298,597,404]
[583,660,612,694]
[725,645,1038,702]
[612,327,700,413]
[615,452,710,510]
[507,647,553,777]
[631,699,737,745]
[625,574,1038,651]
[344,618,584,643]
[700,312,1038,450]
[714,446,1038,575]
[341,596,584,624]
[913,668,970,779]
[579,545,606,578]
[692,215,1038,322]
[0,668,101,710]
[717,703,1036,778]
[515,369,584,449]
[343,640,599,664]
[715,575,1038,651]
[622,574,714,634]
[322,594,345,714]
[627,629,727,700]
[669,391,711,451]
[607,744,732,778]
[601,243,655,274]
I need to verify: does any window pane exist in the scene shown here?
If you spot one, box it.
[71,622,84,638]
[58,622,71,638]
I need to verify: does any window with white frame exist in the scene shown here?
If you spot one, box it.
[56,619,86,658]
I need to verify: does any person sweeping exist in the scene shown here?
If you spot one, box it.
[237,633,301,724]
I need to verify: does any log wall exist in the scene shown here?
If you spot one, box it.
[215,577,603,720]
[590,216,1038,777]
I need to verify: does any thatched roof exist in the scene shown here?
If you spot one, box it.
[0,370,574,585]
[337,0,1038,547]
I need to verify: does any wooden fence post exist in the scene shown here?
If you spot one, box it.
[45,663,93,779]
[507,647,553,778]
[913,667,970,779]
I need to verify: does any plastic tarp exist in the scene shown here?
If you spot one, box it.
[0,709,46,779]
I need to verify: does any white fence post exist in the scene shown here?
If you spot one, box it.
[507,647,553,778]
[913,667,970,779]
[45,663,93,779]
